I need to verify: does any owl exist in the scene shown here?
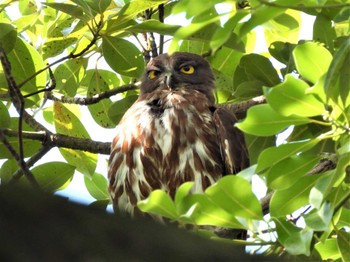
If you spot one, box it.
[108,52,249,216]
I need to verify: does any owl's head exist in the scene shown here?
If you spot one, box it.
[140,52,215,103]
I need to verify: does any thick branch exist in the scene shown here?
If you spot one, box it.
[2,128,111,155]
[222,95,266,115]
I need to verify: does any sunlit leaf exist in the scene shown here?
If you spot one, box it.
[264,11,300,45]
[266,75,325,117]
[44,2,86,20]
[174,182,194,206]
[138,190,178,220]
[315,239,341,260]
[87,70,115,128]
[205,176,263,220]
[54,103,97,176]
[84,173,110,200]
[236,104,310,136]
[31,162,75,192]
[19,0,38,15]
[293,42,332,84]
[54,58,87,97]
[179,193,244,228]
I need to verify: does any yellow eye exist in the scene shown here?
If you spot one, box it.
[180,65,195,74]
[148,70,159,79]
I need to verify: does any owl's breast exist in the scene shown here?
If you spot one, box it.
[109,89,223,214]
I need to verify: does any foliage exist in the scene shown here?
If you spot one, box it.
[0,0,349,259]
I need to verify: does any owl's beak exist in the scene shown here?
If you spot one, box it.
[164,72,176,90]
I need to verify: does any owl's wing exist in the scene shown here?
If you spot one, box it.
[213,106,249,175]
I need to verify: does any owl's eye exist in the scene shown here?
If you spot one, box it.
[180,65,195,74]
[148,70,160,79]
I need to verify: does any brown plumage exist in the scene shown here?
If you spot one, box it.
[108,52,249,215]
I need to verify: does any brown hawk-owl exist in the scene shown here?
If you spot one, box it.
[108,52,249,215]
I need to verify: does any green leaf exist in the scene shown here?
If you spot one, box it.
[266,154,320,190]
[174,182,194,206]
[31,162,75,192]
[236,104,310,136]
[313,14,336,51]
[84,173,110,201]
[0,159,17,183]
[179,193,244,228]
[117,0,167,23]
[84,0,111,13]
[44,2,85,20]
[54,102,97,176]
[274,217,301,245]
[266,75,325,117]
[0,102,11,128]
[0,23,17,53]
[264,11,300,45]
[324,38,350,105]
[269,41,296,67]
[315,239,341,260]
[303,202,333,231]
[43,38,78,60]
[337,208,350,228]
[54,58,87,97]
[270,174,320,217]
[102,36,144,78]
[274,217,314,255]
[137,190,178,220]
[284,228,313,256]
[238,5,285,37]
[19,0,38,15]
[244,134,275,165]
[108,95,138,124]
[293,42,332,84]
[234,54,280,89]
[256,139,319,173]
[87,70,115,128]
[127,20,180,35]
[205,176,263,220]
[7,37,46,107]
[0,118,41,159]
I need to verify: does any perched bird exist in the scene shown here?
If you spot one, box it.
[108,52,249,216]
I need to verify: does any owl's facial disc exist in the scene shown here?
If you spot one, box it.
[140,52,215,102]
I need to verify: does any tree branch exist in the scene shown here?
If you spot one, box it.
[2,128,111,155]
[45,83,139,105]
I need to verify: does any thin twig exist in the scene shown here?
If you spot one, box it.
[158,4,165,55]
